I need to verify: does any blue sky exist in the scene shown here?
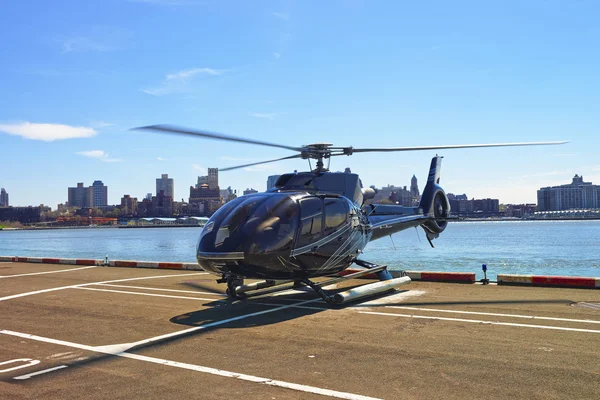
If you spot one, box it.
[1,0,598,208]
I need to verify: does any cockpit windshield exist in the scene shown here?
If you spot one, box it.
[198,194,299,255]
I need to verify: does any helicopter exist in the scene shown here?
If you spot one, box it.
[136,125,566,304]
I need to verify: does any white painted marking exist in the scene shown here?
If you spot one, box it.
[74,287,221,302]
[0,358,40,373]
[13,365,68,380]
[359,311,600,334]
[0,272,208,302]
[385,306,600,324]
[123,298,321,350]
[0,265,98,279]
[0,330,378,400]
[118,352,381,400]
[96,283,227,297]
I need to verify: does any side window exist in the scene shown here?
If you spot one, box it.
[324,198,348,235]
[298,197,323,247]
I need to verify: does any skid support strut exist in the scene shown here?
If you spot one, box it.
[301,261,410,304]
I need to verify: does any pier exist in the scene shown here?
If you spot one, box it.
[1,260,599,399]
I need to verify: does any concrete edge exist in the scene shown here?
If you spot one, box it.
[498,274,600,289]
[0,256,103,266]
[2,256,598,288]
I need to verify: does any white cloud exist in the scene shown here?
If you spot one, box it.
[273,52,281,59]
[272,12,290,20]
[166,68,221,80]
[141,67,223,96]
[60,37,116,54]
[250,113,277,120]
[56,27,131,54]
[157,156,168,161]
[0,122,97,142]
[76,150,122,163]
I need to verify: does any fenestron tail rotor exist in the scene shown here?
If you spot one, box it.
[133,124,568,172]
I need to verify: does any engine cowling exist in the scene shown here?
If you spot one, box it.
[422,189,450,234]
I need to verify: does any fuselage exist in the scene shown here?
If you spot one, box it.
[196,192,372,279]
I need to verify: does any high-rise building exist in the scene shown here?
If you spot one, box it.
[537,175,600,211]
[91,180,108,207]
[197,168,219,190]
[267,175,281,190]
[156,174,174,199]
[120,195,138,216]
[410,175,420,199]
[68,183,89,208]
[0,188,8,206]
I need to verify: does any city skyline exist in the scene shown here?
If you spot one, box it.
[3,168,600,210]
[1,1,598,207]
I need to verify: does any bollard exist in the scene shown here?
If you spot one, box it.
[480,264,489,285]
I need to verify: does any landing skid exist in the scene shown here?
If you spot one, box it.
[222,261,411,305]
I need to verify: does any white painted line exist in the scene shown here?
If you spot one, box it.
[0,272,208,302]
[124,298,321,349]
[359,311,600,334]
[74,287,221,302]
[0,329,379,400]
[118,351,380,400]
[13,365,68,380]
[0,358,40,373]
[0,265,98,279]
[95,283,227,297]
[385,306,600,324]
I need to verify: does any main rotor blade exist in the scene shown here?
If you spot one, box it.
[350,141,568,153]
[133,124,303,152]
[220,154,303,171]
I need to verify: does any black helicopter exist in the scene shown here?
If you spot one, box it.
[136,125,566,304]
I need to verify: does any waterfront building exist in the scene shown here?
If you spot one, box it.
[449,198,501,217]
[189,183,222,216]
[90,181,108,207]
[0,205,49,223]
[68,183,90,208]
[156,174,174,199]
[243,188,259,196]
[137,190,173,217]
[0,188,8,206]
[120,195,138,216]
[410,175,420,205]
[371,185,412,206]
[197,168,219,190]
[267,175,281,190]
[537,175,600,211]
[503,204,537,218]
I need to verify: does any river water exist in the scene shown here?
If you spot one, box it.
[1,220,599,280]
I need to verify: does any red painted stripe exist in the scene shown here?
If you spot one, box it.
[113,260,138,267]
[42,258,61,264]
[158,262,184,270]
[531,276,596,288]
[16,257,28,262]
[75,259,97,266]
[420,272,475,283]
